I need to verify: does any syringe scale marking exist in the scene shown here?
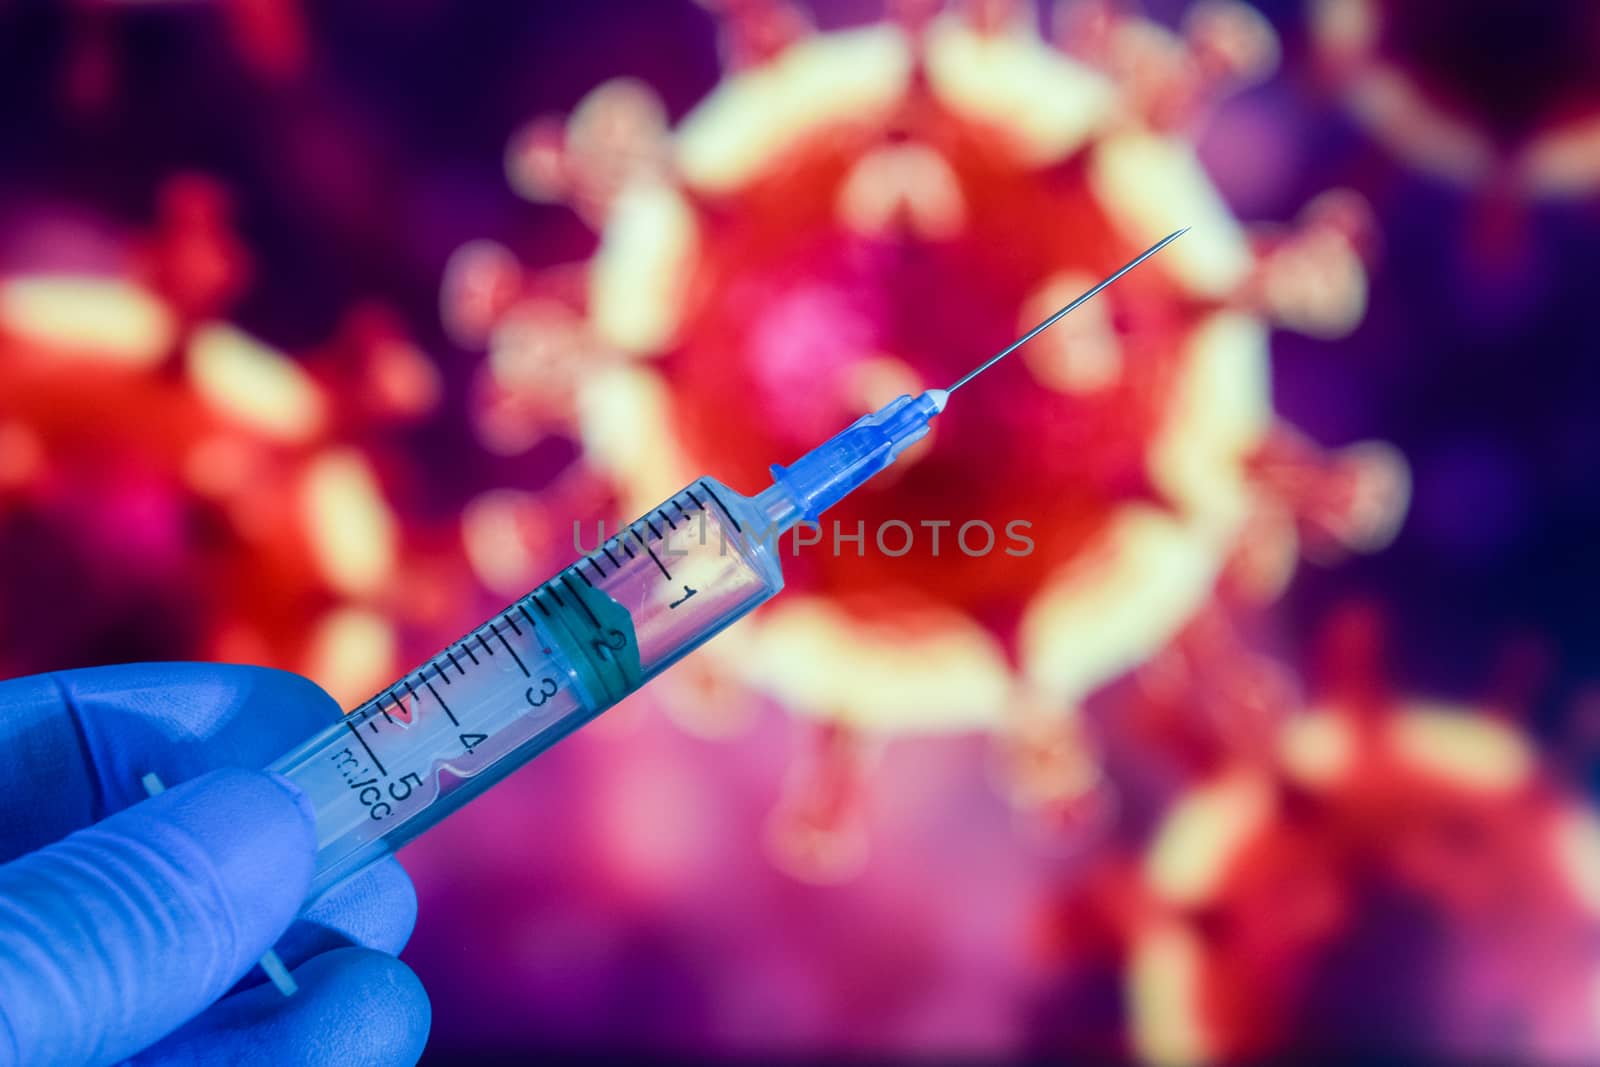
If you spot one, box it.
[698,480,742,532]
[424,680,457,725]
[494,625,532,676]
[344,719,386,777]
[640,537,672,579]
[344,607,543,731]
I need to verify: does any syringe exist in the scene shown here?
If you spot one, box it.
[269,230,1185,901]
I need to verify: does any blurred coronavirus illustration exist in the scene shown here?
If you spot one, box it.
[0,175,467,704]
[2,0,1599,1063]
[1033,604,1600,1064]
[443,0,1408,881]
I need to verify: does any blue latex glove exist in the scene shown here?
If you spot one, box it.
[0,663,432,1067]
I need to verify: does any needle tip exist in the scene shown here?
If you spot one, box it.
[941,226,1189,395]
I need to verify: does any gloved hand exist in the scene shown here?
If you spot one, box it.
[0,663,432,1067]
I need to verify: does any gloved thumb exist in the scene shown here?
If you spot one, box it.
[0,768,316,1067]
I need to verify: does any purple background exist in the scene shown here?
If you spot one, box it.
[3,0,1599,1061]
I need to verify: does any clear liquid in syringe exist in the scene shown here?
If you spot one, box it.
[272,480,781,899]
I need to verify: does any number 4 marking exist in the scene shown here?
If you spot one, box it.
[459,733,487,754]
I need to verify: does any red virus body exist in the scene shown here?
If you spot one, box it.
[1312,0,1600,200]
[444,0,1411,880]
[0,176,461,704]
[1038,613,1600,1065]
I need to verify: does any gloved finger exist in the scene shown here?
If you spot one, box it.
[250,856,419,978]
[133,948,431,1067]
[0,768,315,1067]
[0,663,342,860]
[35,664,423,967]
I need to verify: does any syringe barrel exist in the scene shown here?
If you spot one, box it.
[269,477,784,902]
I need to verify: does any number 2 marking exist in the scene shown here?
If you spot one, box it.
[591,629,627,658]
